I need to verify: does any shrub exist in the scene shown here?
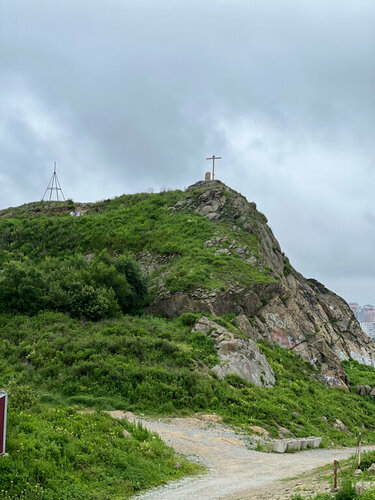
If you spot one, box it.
[359,450,375,471]
[0,254,148,320]
[6,383,39,411]
[335,479,356,500]
[179,312,200,327]
[0,261,47,314]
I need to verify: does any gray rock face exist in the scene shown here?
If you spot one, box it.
[193,317,275,388]
[149,180,375,388]
[357,385,374,396]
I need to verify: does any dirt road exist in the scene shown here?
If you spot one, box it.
[108,412,375,500]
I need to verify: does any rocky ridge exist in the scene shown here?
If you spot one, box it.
[148,180,375,388]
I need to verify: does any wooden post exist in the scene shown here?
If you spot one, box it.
[358,432,362,469]
[333,460,338,490]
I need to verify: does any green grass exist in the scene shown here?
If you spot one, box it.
[2,312,375,449]
[0,188,272,295]
[0,405,201,500]
[343,359,375,386]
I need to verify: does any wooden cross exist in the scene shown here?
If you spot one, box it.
[206,155,222,180]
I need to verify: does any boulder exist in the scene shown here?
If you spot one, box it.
[201,414,222,423]
[286,439,302,451]
[358,385,368,396]
[236,314,253,335]
[308,437,322,448]
[277,425,293,438]
[250,426,269,436]
[272,440,288,453]
[356,482,373,494]
[193,317,275,387]
[333,419,350,433]
[122,429,132,439]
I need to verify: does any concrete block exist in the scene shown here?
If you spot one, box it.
[270,436,321,453]
[309,437,322,448]
[300,438,310,449]
[286,439,302,451]
[272,440,287,453]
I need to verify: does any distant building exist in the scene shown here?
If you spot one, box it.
[350,303,375,339]
[349,303,361,318]
[360,322,375,339]
[363,304,375,322]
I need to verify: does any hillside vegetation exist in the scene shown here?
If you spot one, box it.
[1,311,375,446]
[1,402,200,500]
[2,186,375,498]
[0,190,272,305]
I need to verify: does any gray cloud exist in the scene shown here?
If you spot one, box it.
[1,0,375,303]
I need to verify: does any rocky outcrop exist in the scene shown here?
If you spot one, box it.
[149,282,284,318]
[356,385,375,397]
[149,180,375,387]
[193,317,275,388]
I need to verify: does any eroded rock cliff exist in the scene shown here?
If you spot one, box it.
[147,180,375,388]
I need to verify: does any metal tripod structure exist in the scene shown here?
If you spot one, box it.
[42,162,65,201]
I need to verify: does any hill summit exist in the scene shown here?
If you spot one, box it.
[145,180,375,389]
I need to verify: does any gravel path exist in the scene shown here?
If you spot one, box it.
[108,412,375,500]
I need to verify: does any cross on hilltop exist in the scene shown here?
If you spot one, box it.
[206,155,222,180]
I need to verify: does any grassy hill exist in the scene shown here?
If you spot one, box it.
[2,186,375,498]
[0,190,272,296]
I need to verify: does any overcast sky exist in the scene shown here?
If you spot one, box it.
[1,0,375,304]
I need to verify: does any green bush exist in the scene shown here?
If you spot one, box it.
[179,312,201,326]
[6,383,39,411]
[0,261,47,314]
[359,450,375,471]
[0,253,148,320]
[335,479,356,500]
